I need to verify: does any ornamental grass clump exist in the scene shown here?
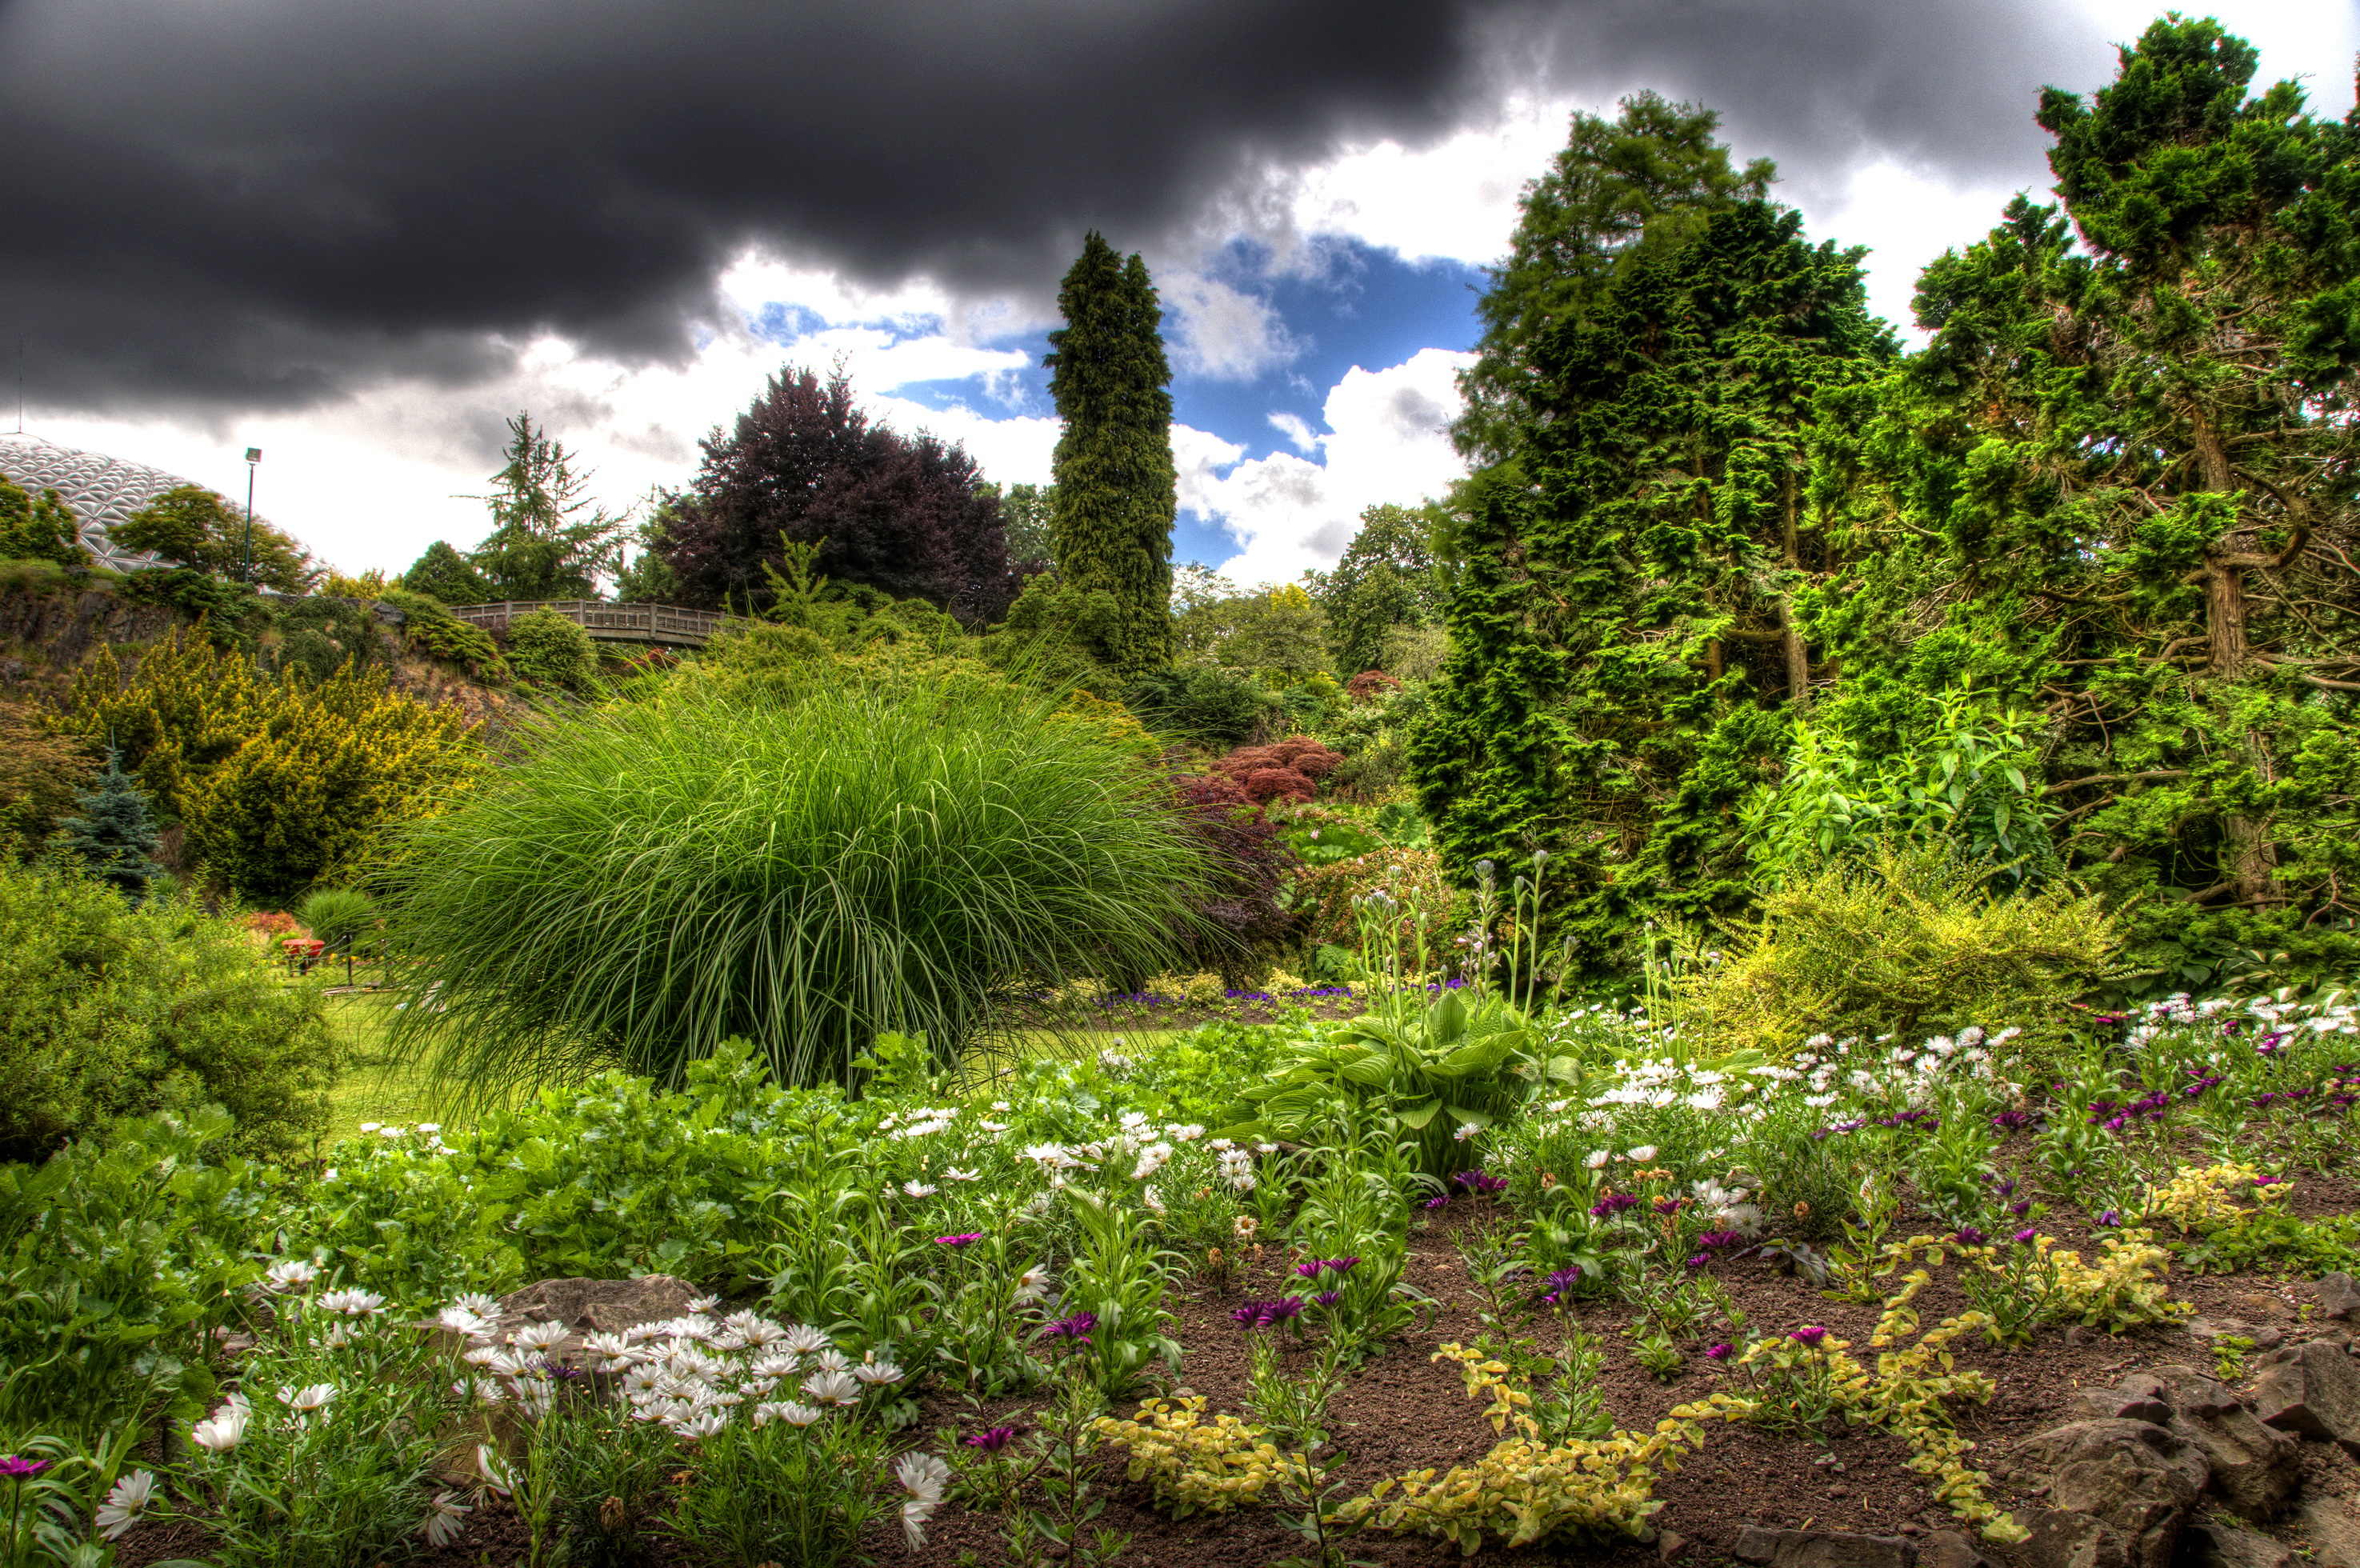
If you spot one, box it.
[384,681,1212,1094]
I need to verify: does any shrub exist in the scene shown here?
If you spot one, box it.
[294,887,375,951]
[0,702,90,861]
[1674,838,2122,1070]
[54,630,484,904]
[1122,665,1286,747]
[1293,846,1456,956]
[376,586,510,680]
[1170,775,1298,979]
[0,861,342,1162]
[506,606,601,694]
[1346,669,1401,704]
[382,680,1214,1094]
[1242,766,1315,804]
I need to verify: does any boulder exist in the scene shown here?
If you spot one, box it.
[454,1275,704,1365]
[2178,1519,2293,1568]
[2150,1366,2302,1518]
[2067,1373,2174,1426]
[1916,1531,1992,1568]
[2317,1271,2360,1323]
[1731,1527,1918,1568]
[2297,1496,2360,1568]
[2010,1420,2203,1568]
[2251,1339,2360,1457]
[2186,1318,2286,1353]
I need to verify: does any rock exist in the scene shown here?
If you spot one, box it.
[2235,1293,2286,1320]
[456,1275,704,1366]
[1657,1529,1690,1561]
[2298,1496,2360,1568]
[2010,1420,2203,1568]
[2179,1519,2293,1568]
[1917,1530,1991,1568]
[2186,1319,2285,1352]
[2150,1366,2302,1518]
[2250,1340,2360,1457]
[1731,1527,1918,1568]
[2315,1271,2360,1322]
[2068,1377,2174,1426]
[2011,1419,2210,1500]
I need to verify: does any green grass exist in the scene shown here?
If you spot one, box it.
[320,992,447,1145]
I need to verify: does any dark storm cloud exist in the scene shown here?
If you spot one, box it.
[0,0,2106,417]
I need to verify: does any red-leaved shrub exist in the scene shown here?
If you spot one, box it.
[1292,749,1340,779]
[1172,774,1298,978]
[1346,670,1401,704]
[1242,766,1316,804]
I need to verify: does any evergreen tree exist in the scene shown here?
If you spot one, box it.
[1410,200,1891,964]
[1046,234,1178,674]
[401,539,494,605]
[1814,19,2360,976]
[1456,93,1776,466]
[466,414,625,601]
[59,745,160,900]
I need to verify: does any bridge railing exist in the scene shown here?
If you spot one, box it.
[444,601,742,646]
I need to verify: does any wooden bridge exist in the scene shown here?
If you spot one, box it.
[445,600,742,648]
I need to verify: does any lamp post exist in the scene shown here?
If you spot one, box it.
[240,447,261,584]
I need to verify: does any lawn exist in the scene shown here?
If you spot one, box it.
[319,990,445,1145]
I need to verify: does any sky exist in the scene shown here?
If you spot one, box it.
[2,0,2353,590]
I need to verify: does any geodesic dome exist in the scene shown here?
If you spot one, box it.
[0,432,186,570]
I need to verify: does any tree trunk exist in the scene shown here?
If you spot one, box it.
[2188,404,2277,904]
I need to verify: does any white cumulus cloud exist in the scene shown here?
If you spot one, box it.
[1184,346,1470,588]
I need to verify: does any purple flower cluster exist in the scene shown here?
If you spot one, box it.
[1539,1266,1583,1306]
[934,1232,983,1247]
[1589,1192,1641,1218]
[1950,1226,1987,1246]
[1232,1297,1306,1330]
[1811,1118,1867,1141]
[1695,1229,1746,1252]
[0,1456,50,1478]
[966,1426,1017,1452]
[1789,1326,1830,1348]
[1451,1170,1510,1195]
[1873,1108,1939,1132]
[1705,1342,1734,1362]
[1293,1256,1359,1278]
[1038,1310,1096,1345]
[1990,1110,2031,1132]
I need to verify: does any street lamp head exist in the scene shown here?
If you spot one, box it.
[245,447,262,465]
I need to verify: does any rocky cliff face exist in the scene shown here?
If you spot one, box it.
[0,585,179,679]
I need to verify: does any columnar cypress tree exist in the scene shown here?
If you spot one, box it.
[1046,234,1178,674]
[59,745,161,900]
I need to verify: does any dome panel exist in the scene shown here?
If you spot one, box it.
[0,433,195,571]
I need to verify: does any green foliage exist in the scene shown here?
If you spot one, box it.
[503,606,600,694]
[1305,503,1444,678]
[0,1108,263,1436]
[1122,662,1285,746]
[375,586,508,678]
[984,571,1126,695]
[293,887,374,952]
[1673,838,2120,1068]
[1412,198,1893,973]
[264,593,384,686]
[54,630,484,903]
[464,414,625,600]
[1047,233,1178,675]
[1174,581,1333,686]
[0,862,342,1162]
[1226,990,1566,1178]
[0,474,86,570]
[0,705,90,864]
[56,743,160,899]
[113,484,316,593]
[984,479,1057,567]
[1455,90,1777,466]
[398,540,492,606]
[382,678,1213,1096]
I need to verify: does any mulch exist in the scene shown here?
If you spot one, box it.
[110,1162,2360,1567]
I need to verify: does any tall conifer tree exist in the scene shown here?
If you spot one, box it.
[1046,234,1178,674]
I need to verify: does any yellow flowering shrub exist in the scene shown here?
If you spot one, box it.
[2145,1162,2290,1232]
[1091,1397,1302,1517]
[1148,970,1230,1006]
